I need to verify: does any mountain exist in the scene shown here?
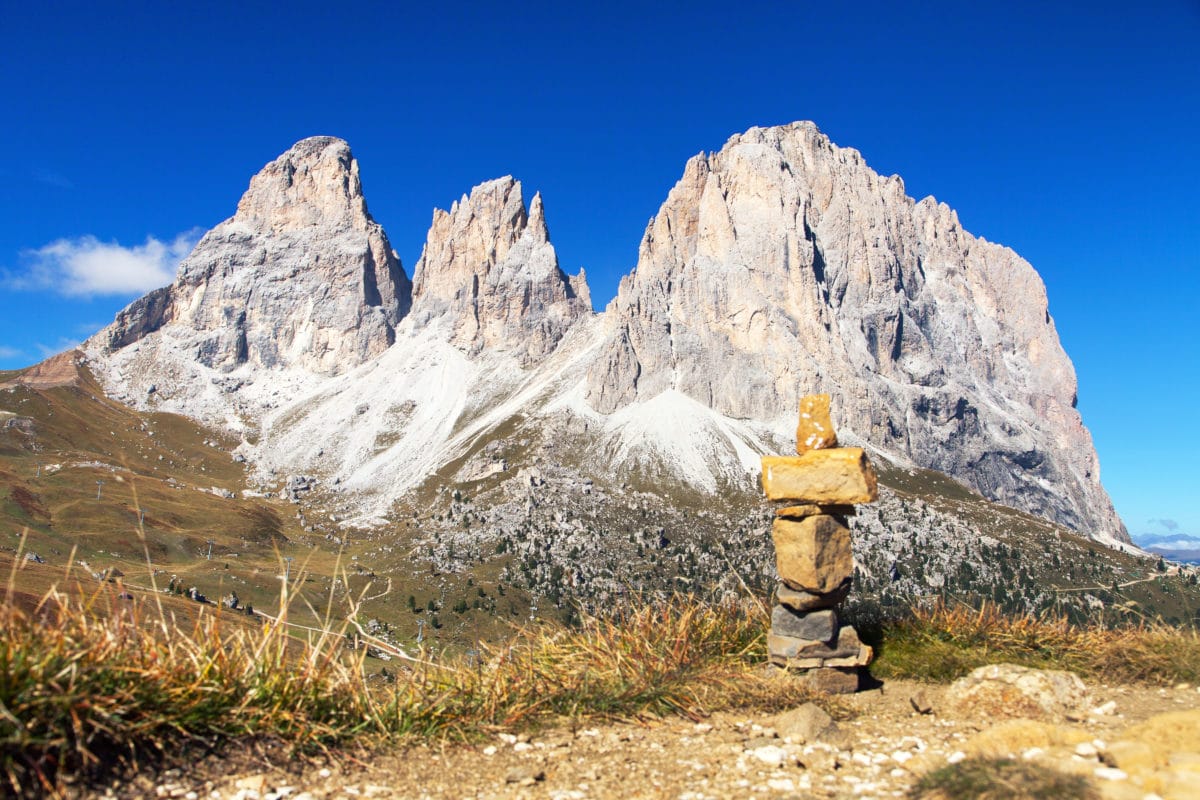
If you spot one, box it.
[1133,535,1200,564]
[83,122,1126,550]
[587,123,1120,543]
[410,176,591,365]
[101,136,409,376]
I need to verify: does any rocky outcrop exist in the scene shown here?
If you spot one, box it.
[585,121,1125,541]
[96,136,410,375]
[410,177,591,365]
[82,124,1125,545]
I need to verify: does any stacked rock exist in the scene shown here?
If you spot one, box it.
[761,394,877,693]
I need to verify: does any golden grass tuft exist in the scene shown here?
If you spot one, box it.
[0,569,811,797]
[910,756,1099,800]
[870,600,1200,684]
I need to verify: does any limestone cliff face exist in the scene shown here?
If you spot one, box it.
[85,125,1125,544]
[585,121,1124,541]
[410,177,591,364]
[98,136,410,374]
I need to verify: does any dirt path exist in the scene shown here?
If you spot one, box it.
[123,678,1200,800]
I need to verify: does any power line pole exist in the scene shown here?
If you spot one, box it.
[206,540,213,560]
[95,480,104,500]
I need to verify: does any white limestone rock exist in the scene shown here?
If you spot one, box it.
[96,136,410,375]
[410,176,592,365]
[584,121,1125,542]
[83,123,1126,547]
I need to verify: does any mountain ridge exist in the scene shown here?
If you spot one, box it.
[82,121,1127,546]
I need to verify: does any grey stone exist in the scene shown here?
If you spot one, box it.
[768,625,871,667]
[776,580,849,612]
[945,663,1091,721]
[771,605,837,642]
[800,668,860,695]
[773,702,838,743]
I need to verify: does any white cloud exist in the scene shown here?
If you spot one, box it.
[6,230,200,297]
[0,345,23,359]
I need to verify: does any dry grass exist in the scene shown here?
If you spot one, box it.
[0,550,811,797]
[11,559,1200,797]
[869,600,1200,684]
[910,756,1098,800]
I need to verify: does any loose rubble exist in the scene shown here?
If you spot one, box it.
[130,679,1200,800]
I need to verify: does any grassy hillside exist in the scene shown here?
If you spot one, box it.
[2,354,1198,662]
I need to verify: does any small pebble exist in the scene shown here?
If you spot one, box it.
[749,745,786,767]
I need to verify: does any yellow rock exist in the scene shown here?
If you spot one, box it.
[772,515,854,593]
[762,449,878,504]
[777,503,856,519]
[1162,769,1200,800]
[1104,740,1156,774]
[1169,753,1200,772]
[1098,781,1148,800]
[796,393,838,452]
[962,719,1090,759]
[1115,709,1200,770]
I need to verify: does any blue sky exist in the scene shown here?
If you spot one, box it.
[1,1,1197,540]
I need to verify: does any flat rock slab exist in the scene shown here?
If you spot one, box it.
[775,580,849,612]
[761,449,878,504]
[776,503,856,519]
[768,624,872,669]
[772,515,853,594]
[798,667,860,695]
[771,605,837,642]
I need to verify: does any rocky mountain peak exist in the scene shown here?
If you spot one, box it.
[585,120,1125,542]
[233,136,373,234]
[84,122,1126,548]
[93,137,411,375]
[411,177,591,365]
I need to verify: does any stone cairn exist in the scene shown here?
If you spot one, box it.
[760,394,877,694]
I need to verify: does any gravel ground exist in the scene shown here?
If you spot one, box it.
[92,679,1200,800]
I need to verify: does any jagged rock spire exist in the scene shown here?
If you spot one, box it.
[411,176,591,365]
[99,136,411,374]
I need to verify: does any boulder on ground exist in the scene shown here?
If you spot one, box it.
[945,663,1091,721]
[772,701,842,743]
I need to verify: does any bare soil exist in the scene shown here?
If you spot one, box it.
[100,678,1200,800]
